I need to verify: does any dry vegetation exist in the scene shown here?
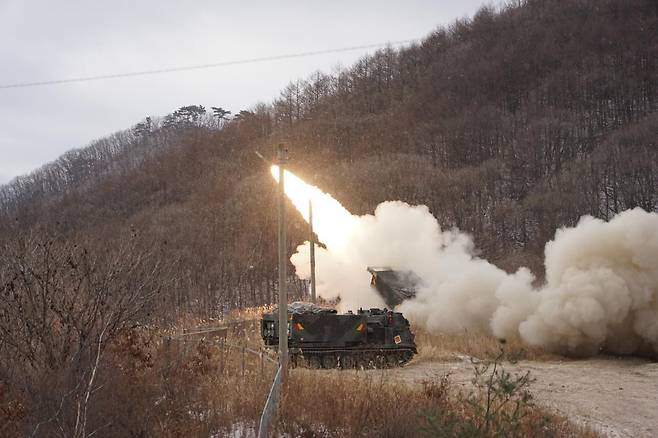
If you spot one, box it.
[413,325,557,363]
[0,323,596,437]
[1,0,656,435]
[0,308,597,437]
[278,368,595,438]
[1,0,656,321]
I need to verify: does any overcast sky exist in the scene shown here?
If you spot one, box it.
[0,0,487,184]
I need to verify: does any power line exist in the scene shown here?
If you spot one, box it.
[0,39,418,90]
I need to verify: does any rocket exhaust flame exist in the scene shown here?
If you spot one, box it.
[270,168,658,356]
[270,165,356,253]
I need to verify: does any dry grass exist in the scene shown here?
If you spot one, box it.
[130,320,595,437]
[2,311,595,437]
[101,323,595,437]
[98,325,277,437]
[413,325,558,363]
[277,367,597,437]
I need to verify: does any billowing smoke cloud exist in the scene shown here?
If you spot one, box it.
[494,208,658,355]
[289,198,658,356]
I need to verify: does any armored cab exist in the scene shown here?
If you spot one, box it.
[261,302,416,369]
[367,266,420,308]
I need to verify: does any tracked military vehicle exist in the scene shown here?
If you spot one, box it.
[261,302,416,369]
[260,267,420,369]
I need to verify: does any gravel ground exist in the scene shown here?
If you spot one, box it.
[375,356,658,437]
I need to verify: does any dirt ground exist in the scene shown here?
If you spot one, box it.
[377,356,658,438]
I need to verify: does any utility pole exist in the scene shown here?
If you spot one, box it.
[257,145,289,438]
[276,144,289,376]
[309,200,317,303]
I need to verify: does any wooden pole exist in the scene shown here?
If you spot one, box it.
[220,338,225,374]
[277,145,288,379]
[260,349,265,376]
[241,345,246,376]
[309,200,317,303]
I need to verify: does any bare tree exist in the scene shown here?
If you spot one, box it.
[0,232,166,436]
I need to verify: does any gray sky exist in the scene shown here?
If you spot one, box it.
[0,0,487,184]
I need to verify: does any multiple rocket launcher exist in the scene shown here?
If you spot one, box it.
[256,149,420,308]
[257,148,420,369]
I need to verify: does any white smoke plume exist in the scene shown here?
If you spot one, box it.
[276,168,658,356]
[494,208,658,355]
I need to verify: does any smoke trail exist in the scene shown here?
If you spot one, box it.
[273,168,658,355]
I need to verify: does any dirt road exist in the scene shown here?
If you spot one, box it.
[380,356,658,437]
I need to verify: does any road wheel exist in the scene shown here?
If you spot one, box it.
[386,353,399,367]
[399,350,413,365]
[374,354,387,369]
[364,353,377,369]
[322,354,337,369]
[340,354,355,369]
[308,355,322,369]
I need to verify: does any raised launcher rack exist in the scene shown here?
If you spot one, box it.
[261,302,417,369]
[367,266,420,308]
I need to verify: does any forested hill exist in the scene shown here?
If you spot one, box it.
[1,0,657,319]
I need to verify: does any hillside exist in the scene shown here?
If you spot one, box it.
[1,0,657,323]
[2,0,658,435]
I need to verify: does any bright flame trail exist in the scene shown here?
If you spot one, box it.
[270,165,356,253]
[269,165,658,356]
